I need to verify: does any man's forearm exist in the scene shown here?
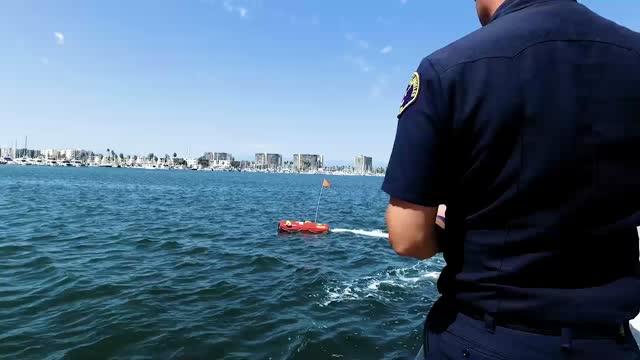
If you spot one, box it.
[386,201,447,259]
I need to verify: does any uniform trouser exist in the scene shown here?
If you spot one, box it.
[419,311,640,360]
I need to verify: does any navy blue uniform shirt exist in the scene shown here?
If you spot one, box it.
[383,0,640,326]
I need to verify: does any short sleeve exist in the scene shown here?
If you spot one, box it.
[382,58,450,207]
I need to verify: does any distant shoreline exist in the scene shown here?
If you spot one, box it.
[0,163,385,177]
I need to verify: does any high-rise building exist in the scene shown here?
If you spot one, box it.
[255,153,283,170]
[202,152,233,167]
[355,155,373,174]
[293,154,323,172]
[214,152,233,161]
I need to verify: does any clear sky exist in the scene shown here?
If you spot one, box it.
[2,0,639,165]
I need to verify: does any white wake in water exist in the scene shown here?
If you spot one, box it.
[332,228,389,239]
[319,262,441,306]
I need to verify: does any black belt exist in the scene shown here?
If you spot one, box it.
[457,305,627,340]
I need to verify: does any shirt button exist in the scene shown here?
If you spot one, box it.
[462,349,471,358]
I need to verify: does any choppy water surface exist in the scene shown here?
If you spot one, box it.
[0,167,444,359]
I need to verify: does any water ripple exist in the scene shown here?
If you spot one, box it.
[0,167,442,359]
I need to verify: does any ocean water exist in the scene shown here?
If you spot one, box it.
[0,166,444,359]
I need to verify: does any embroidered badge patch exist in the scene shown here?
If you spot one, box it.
[398,72,420,118]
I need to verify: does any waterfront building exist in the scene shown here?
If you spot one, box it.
[355,155,373,174]
[255,153,283,170]
[293,153,323,172]
[203,152,234,162]
[214,152,233,161]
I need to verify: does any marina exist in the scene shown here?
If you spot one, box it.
[0,145,385,176]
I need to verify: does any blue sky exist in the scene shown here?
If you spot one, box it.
[2,0,639,165]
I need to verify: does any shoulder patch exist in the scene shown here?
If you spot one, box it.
[398,72,420,118]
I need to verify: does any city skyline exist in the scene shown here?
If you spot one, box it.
[0,139,378,168]
[1,1,637,164]
[0,134,384,166]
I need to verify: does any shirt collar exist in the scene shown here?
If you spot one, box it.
[490,0,577,23]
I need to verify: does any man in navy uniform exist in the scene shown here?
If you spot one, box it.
[383,0,640,358]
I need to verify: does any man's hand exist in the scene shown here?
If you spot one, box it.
[386,198,444,260]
